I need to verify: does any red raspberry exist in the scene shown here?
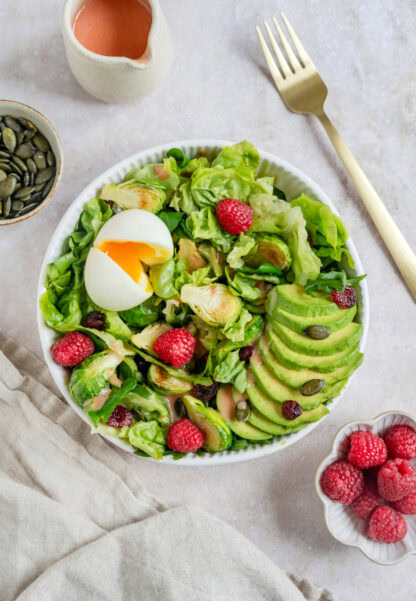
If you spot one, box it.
[153,328,196,367]
[167,418,204,453]
[385,424,416,460]
[347,430,387,469]
[392,491,416,515]
[377,458,416,501]
[51,331,94,367]
[216,198,253,235]
[330,286,357,309]
[350,479,384,520]
[321,460,364,505]
[107,405,134,428]
[367,506,407,543]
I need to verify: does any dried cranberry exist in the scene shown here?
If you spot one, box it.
[82,310,106,330]
[239,345,254,362]
[134,355,149,374]
[107,405,134,428]
[330,286,357,309]
[104,199,115,209]
[282,400,302,420]
[193,381,219,404]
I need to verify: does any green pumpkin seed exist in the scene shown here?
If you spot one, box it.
[0,170,7,183]
[3,196,11,217]
[29,191,43,204]
[33,183,44,192]
[46,150,55,167]
[23,128,36,142]
[11,200,24,212]
[235,399,251,422]
[14,183,22,192]
[19,202,38,215]
[4,116,22,132]
[304,325,331,340]
[12,156,27,172]
[300,379,325,396]
[33,150,46,170]
[0,176,17,198]
[23,172,30,186]
[13,186,35,199]
[10,162,23,176]
[0,162,12,173]
[9,173,20,182]
[36,166,54,184]
[33,133,50,152]
[0,150,10,159]
[2,128,17,153]
[42,178,54,198]
[29,172,35,186]
[16,131,24,146]
[15,143,35,159]
[26,158,37,174]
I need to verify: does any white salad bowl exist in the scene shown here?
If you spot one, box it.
[315,411,416,565]
[37,139,369,465]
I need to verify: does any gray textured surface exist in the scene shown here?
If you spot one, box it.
[1,1,415,598]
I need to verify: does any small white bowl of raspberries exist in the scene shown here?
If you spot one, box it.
[315,412,416,564]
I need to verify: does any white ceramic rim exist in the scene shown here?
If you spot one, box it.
[0,99,63,226]
[62,0,158,69]
[37,138,369,466]
[315,410,416,565]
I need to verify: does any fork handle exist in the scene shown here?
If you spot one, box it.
[317,111,416,301]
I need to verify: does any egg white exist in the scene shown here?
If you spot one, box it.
[85,247,153,311]
[94,209,174,264]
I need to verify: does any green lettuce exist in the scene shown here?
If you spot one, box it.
[185,208,234,252]
[124,157,180,191]
[212,140,260,172]
[226,234,257,269]
[210,350,248,393]
[225,268,263,302]
[40,198,113,332]
[222,308,253,342]
[120,296,161,328]
[249,194,321,285]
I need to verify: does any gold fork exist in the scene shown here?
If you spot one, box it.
[257,13,416,301]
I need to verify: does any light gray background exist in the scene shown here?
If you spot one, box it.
[1,1,415,599]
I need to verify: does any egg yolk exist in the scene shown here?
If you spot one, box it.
[97,240,168,284]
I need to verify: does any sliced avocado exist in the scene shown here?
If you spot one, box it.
[147,364,192,394]
[270,320,363,357]
[131,322,172,354]
[266,284,339,318]
[248,407,299,435]
[271,304,357,334]
[216,386,271,441]
[177,238,207,273]
[182,395,233,452]
[249,350,347,409]
[100,181,166,212]
[246,373,329,426]
[245,235,291,271]
[265,324,361,372]
[258,335,364,387]
[124,384,171,426]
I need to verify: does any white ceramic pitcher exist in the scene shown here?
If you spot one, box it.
[62,0,173,103]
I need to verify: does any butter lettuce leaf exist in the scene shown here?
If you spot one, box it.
[226,234,257,269]
[212,140,260,172]
[249,194,321,285]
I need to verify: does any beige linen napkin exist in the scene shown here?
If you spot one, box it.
[0,334,334,601]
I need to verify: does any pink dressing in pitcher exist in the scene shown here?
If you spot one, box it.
[72,0,152,60]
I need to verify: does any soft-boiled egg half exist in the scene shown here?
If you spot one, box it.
[84,209,174,311]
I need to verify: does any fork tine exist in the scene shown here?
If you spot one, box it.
[272,17,301,70]
[256,26,284,86]
[280,12,312,66]
[264,21,291,77]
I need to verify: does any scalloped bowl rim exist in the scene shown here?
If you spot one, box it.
[315,410,416,565]
[36,138,369,466]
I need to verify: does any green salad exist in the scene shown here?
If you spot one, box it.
[40,141,365,460]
